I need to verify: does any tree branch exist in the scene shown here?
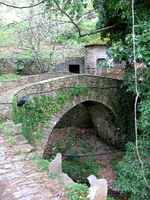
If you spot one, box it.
[0,1,45,9]
[1,0,118,38]
[52,0,82,37]
[52,0,117,37]
[80,24,118,37]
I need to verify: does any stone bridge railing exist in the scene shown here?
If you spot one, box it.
[14,74,121,99]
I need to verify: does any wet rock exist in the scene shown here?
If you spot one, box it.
[87,175,107,200]
[48,153,62,175]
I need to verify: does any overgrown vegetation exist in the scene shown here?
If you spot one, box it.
[111,89,135,147]
[0,73,22,82]
[66,183,88,200]
[1,0,150,198]
[97,1,150,199]
[63,157,99,183]
[47,128,101,182]
[29,155,51,172]
[114,135,150,200]
[13,85,88,141]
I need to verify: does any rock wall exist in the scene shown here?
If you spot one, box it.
[55,103,94,129]
[57,57,85,74]
[84,102,119,145]
[0,58,56,75]
[0,72,71,90]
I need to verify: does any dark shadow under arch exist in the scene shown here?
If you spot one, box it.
[43,100,120,157]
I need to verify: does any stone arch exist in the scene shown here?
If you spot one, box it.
[41,94,119,156]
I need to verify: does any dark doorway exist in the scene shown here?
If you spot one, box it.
[97,58,106,65]
[69,65,80,73]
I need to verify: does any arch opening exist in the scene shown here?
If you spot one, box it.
[44,100,119,156]
[43,101,121,186]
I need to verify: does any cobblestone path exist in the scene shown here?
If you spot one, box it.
[0,131,64,200]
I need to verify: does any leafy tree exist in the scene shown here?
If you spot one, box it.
[93,0,150,42]
[115,134,150,200]
[93,1,150,199]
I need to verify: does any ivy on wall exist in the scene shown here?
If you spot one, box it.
[13,85,89,141]
[110,88,135,147]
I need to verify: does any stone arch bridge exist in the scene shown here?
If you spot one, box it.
[0,75,125,156]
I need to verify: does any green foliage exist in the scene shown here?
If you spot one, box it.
[96,2,150,198]
[70,85,88,97]
[13,86,88,141]
[0,73,22,82]
[107,22,150,66]
[110,90,135,146]
[66,183,88,200]
[6,136,17,145]
[115,135,150,200]
[56,22,97,45]
[45,0,85,19]
[139,100,150,134]
[94,0,150,42]
[107,197,115,200]
[0,22,19,48]
[13,151,21,156]
[36,158,50,172]
[63,157,99,182]
[48,128,100,181]
[97,60,108,68]
[30,156,50,172]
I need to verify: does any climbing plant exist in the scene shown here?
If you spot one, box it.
[13,85,88,141]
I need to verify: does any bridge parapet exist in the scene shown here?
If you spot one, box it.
[14,75,120,99]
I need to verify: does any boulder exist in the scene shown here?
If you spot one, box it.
[2,121,22,136]
[13,124,22,135]
[3,121,14,135]
[87,175,107,200]
[48,153,62,175]
[60,173,74,186]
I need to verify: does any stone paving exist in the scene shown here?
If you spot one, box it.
[0,130,65,200]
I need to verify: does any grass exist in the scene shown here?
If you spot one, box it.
[4,126,14,135]
[66,183,88,200]
[6,136,17,145]
[111,154,123,170]
[0,73,22,82]
[48,173,60,179]
[29,156,50,172]
[36,158,50,172]
[13,151,22,156]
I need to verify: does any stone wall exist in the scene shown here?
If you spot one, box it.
[0,72,71,90]
[0,58,56,75]
[55,103,94,129]
[84,102,119,145]
[57,57,85,74]
[0,75,125,153]
[84,45,107,75]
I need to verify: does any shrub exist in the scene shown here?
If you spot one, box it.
[63,157,100,182]
[114,135,150,200]
[66,183,88,200]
